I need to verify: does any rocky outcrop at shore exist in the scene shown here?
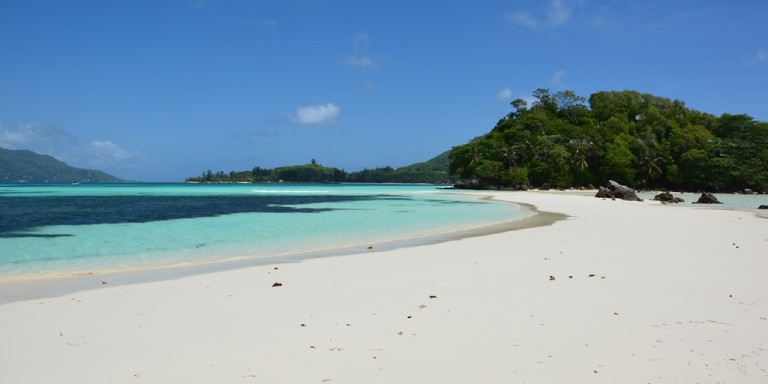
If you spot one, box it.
[595,180,642,201]
[695,192,722,204]
[653,192,684,203]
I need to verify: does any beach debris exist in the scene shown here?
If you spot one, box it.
[758,205,768,209]
[694,192,722,204]
[595,180,642,201]
[429,295,437,299]
[101,281,107,285]
[568,275,573,279]
[549,275,556,281]
[300,323,306,327]
[271,282,283,287]
[588,274,596,277]
[407,315,412,319]
[367,246,373,250]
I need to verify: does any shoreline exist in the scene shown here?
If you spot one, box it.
[0,197,565,304]
[2,191,766,383]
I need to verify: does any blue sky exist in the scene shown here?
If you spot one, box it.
[1,0,767,181]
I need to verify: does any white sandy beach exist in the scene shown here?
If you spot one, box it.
[1,191,767,383]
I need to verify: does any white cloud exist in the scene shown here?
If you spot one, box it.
[548,0,572,26]
[503,11,538,28]
[496,88,513,101]
[550,69,567,88]
[290,103,341,126]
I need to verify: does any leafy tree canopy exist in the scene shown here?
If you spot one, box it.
[449,89,768,192]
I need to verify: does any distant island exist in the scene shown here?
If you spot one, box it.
[0,147,123,183]
[185,152,455,184]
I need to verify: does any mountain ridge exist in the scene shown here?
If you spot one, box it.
[0,147,123,183]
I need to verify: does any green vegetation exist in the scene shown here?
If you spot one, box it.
[0,147,123,183]
[449,89,768,192]
[185,155,454,184]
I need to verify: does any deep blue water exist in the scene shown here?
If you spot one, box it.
[1,194,385,236]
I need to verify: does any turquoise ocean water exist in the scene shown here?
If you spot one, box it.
[0,183,528,279]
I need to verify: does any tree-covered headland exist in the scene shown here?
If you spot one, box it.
[449,89,768,192]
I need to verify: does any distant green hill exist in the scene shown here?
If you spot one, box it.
[186,152,454,184]
[0,147,123,183]
[398,150,450,173]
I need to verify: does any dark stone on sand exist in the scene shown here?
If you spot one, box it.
[595,180,642,201]
[758,205,768,209]
[653,192,684,203]
[694,192,722,204]
[272,282,283,287]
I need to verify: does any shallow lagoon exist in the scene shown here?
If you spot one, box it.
[0,183,528,278]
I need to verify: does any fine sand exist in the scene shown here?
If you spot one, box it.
[1,191,767,383]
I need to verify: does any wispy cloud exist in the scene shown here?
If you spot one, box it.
[342,55,376,69]
[0,123,74,150]
[289,103,341,126]
[548,0,572,26]
[550,69,567,89]
[341,33,378,70]
[188,0,207,11]
[496,88,513,101]
[503,11,538,28]
[0,122,144,174]
[503,0,573,29]
[748,49,768,66]
[260,18,279,27]
[86,140,141,163]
